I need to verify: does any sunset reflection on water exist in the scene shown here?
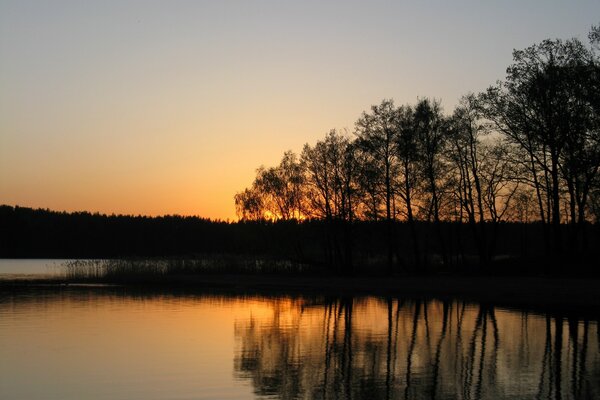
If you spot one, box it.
[235,297,600,399]
[1,289,598,399]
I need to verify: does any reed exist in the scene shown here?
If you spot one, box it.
[62,256,316,281]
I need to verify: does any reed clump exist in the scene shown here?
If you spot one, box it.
[62,256,316,281]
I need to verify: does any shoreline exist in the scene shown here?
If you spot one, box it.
[2,274,599,315]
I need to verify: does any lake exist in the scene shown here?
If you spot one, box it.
[0,261,598,399]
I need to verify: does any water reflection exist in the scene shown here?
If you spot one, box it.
[234,297,599,400]
[0,288,598,400]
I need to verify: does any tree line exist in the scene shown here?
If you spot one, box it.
[235,28,600,273]
[2,28,599,276]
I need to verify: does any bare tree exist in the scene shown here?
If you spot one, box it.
[396,104,422,267]
[236,151,306,221]
[234,186,264,221]
[355,99,401,273]
[480,38,598,260]
[302,129,359,272]
[414,98,449,267]
[447,94,489,266]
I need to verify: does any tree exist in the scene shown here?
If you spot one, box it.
[302,130,360,272]
[413,98,449,267]
[234,187,264,221]
[480,37,600,260]
[589,23,600,49]
[355,99,400,223]
[395,104,422,267]
[302,130,355,221]
[355,99,401,273]
[236,151,306,221]
[447,94,488,266]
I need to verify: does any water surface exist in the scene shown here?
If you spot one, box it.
[1,286,598,400]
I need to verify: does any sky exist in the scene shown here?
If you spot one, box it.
[1,1,599,220]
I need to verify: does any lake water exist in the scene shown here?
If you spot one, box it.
[1,261,599,399]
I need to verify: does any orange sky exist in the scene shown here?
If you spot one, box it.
[1,1,598,220]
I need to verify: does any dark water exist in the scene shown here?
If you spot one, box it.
[0,286,598,400]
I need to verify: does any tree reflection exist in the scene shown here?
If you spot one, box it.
[234,298,599,399]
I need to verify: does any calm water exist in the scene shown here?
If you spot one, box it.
[0,262,599,399]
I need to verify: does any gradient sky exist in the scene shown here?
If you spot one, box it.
[1,1,598,220]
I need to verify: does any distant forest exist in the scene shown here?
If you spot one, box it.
[1,204,598,276]
[233,27,600,274]
[2,28,600,276]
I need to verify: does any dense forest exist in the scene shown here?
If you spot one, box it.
[234,28,600,274]
[2,28,600,276]
[1,203,598,276]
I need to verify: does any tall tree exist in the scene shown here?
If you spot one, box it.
[480,38,598,259]
[302,130,357,221]
[355,99,401,273]
[414,98,449,267]
[355,99,400,223]
[395,104,422,268]
[302,129,359,272]
[447,94,488,266]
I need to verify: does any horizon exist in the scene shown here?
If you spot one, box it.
[1,1,599,220]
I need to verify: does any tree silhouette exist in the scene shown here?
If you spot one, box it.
[413,98,449,267]
[480,37,600,264]
[302,129,359,272]
[355,99,402,273]
[395,104,422,269]
[447,95,490,265]
[236,151,306,221]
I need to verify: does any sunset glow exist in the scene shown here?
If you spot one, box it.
[1,1,598,219]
